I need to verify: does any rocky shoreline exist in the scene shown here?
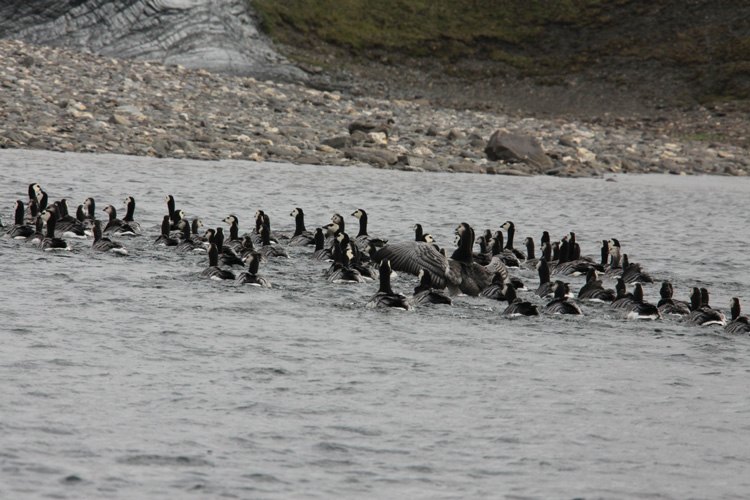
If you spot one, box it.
[1,39,748,177]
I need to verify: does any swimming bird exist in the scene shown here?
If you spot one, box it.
[621,254,653,284]
[577,268,616,302]
[6,200,34,239]
[499,221,526,260]
[724,298,750,334]
[411,269,452,306]
[535,258,555,298]
[289,207,315,246]
[501,282,539,316]
[258,221,289,259]
[553,232,601,276]
[200,244,236,281]
[102,205,137,236]
[544,281,582,315]
[222,215,245,252]
[214,227,244,266]
[39,207,69,251]
[92,220,128,254]
[54,199,86,238]
[176,220,205,253]
[165,194,182,230]
[236,252,271,287]
[373,222,509,296]
[25,217,44,246]
[414,223,427,242]
[326,238,366,283]
[154,215,178,246]
[366,259,411,310]
[121,196,141,234]
[687,287,726,326]
[351,208,388,251]
[657,281,691,316]
[624,283,661,320]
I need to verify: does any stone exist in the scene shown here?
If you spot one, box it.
[484,130,553,169]
[109,114,131,126]
[321,136,352,150]
[344,147,399,167]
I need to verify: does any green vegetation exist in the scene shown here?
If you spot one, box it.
[253,0,607,60]
[252,0,750,101]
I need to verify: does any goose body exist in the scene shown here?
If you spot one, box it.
[92,220,128,254]
[366,260,411,310]
[200,244,236,280]
[725,298,750,334]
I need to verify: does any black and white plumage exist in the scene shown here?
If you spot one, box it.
[479,270,510,301]
[620,253,653,284]
[102,205,137,236]
[626,283,661,320]
[289,208,315,246]
[92,220,128,254]
[222,215,245,252]
[176,220,206,253]
[54,199,86,238]
[657,281,691,316]
[121,196,141,234]
[326,238,366,283]
[725,298,750,334]
[366,260,411,310]
[610,278,636,311]
[490,231,521,268]
[236,252,271,287]
[577,268,616,302]
[200,244,236,281]
[154,215,178,246]
[6,200,34,239]
[553,232,602,276]
[39,207,69,251]
[501,282,539,316]
[414,223,427,242]
[544,281,582,315]
[165,194,182,230]
[212,227,244,267]
[351,208,388,250]
[688,287,726,326]
[411,269,452,306]
[374,223,508,296]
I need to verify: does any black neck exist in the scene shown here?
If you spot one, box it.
[161,216,171,236]
[542,243,552,262]
[314,229,324,250]
[505,283,518,303]
[294,212,306,236]
[93,222,102,242]
[414,224,423,242]
[45,216,56,238]
[526,239,535,259]
[181,223,191,240]
[260,224,271,246]
[731,299,741,321]
[633,284,644,302]
[107,207,117,221]
[248,255,260,274]
[229,223,239,240]
[601,241,609,266]
[208,244,219,266]
[690,288,701,311]
[616,279,627,299]
[14,201,24,225]
[167,196,175,217]
[215,229,225,249]
[538,259,550,284]
[124,200,135,221]
[379,263,393,294]
[357,213,368,237]
[451,225,474,263]
[505,224,514,249]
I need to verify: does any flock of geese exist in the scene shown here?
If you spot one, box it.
[3,182,750,334]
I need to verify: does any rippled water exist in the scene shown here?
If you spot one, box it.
[2,149,750,499]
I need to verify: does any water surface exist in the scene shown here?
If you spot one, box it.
[1,149,749,499]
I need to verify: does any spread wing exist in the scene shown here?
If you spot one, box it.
[374,241,453,288]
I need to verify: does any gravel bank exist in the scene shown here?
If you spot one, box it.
[1,39,747,177]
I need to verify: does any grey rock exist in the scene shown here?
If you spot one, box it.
[0,0,307,82]
[485,130,553,169]
[344,147,399,167]
[321,136,352,150]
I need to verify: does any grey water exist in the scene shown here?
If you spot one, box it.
[1,148,749,499]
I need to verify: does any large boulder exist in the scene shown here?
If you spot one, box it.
[484,130,553,169]
[0,0,307,82]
